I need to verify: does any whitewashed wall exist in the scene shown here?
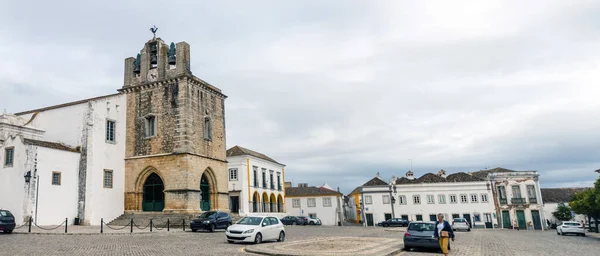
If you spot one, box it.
[227,155,247,213]
[543,202,586,224]
[35,147,80,225]
[0,136,27,224]
[361,186,394,226]
[285,195,343,225]
[393,182,497,227]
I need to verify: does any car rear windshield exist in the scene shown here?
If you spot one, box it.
[408,223,434,231]
[236,217,263,226]
[563,222,580,226]
[0,211,13,217]
[453,218,466,222]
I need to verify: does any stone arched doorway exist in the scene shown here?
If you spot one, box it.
[277,194,284,212]
[142,173,165,212]
[200,173,211,211]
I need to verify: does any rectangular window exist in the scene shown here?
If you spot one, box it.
[145,115,156,137]
[229,168,238,181]
[269,171,274,190]
[416,215,423,221]
[307,198,316,207]
[106,120,116,143]
[474,213,481,222]
[427,195,435,204]
[413,195,421,204]
[292,199,300,208]
[481,194,489,203]
[103,170,113,188]
[365,195,372,204]
[253,166,258,187]
[203,116,212,141]
[52,172,61,186]
[399,195,407,205]
[526,185,536,198]
[382,195,390,204]
[277,173,282,190]
[450,195,457,203]
[512,185,522,198]
[323,197,332,207]
[460,194,468,203]
[4,147,14,167]
[262,169,267,188]
[470,194,478,203]
[438,195,446,204]
[497,186,507,199]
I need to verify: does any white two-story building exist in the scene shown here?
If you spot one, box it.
[285,182,344,226]
[226,146,286,217]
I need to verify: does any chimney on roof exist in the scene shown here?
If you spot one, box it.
[284,181,292,188]
[337,187,340,192]
[376,172,381,178]
[437,169,447,178]
[406,170,415,180]
[389,175,397,185]
[298,183,308,188]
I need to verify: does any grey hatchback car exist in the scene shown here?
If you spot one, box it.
[403,221,450,252]
[0,210,16,234]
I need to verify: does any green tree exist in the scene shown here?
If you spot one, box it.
[570,177,600,233]
[552,203,573,221]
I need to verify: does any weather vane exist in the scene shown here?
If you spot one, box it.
[150,25,158,39]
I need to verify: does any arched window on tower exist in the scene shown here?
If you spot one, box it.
[203,115,212,141]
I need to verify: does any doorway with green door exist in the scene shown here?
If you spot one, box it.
[516,210,527,229]
[200,173,211,211]
[142,173,165,212]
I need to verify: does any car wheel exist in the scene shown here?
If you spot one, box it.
[582,234,586,237]
[292,221,296,226]
[208,224,215,233]
[227,240,235,244]
[254,233,263,244]
[467,228,471,232]
[310,221,314,225]
[4,230,13,234]
[404,247,411,251]
[453,229,456,231]
[191,229,197,232]
[561,231,565,236]
[383,224,389,227]
[278,231,285,242]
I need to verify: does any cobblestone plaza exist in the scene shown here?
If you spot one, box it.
[2,226,599,256]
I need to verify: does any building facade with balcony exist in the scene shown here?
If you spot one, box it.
[390,170,498,229]
[285,183,344,225]
[471,168,546,230]
[226,146,286,217]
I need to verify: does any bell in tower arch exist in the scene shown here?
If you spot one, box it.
[133,53,141,74]
[168,42,176,65]
[149,42,158,65]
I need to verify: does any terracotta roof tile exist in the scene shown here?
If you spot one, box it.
[393,172,484,184]
[470,167,516,179]
[285,186,342,197]
[541,188,590,203]
[362,177,388,187]
[226,145,284,166]
[23,138,79,153]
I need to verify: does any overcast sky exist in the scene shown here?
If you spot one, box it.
[2,1,599,194]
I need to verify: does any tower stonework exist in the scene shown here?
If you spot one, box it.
[119,37,228,213]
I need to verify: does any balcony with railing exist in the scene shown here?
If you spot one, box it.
[499,198,507,205]
[529,197,538,204]
[511,198,526,205]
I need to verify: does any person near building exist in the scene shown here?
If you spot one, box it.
[433,213,455,256]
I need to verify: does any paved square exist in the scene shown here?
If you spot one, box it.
[1,226,599,256]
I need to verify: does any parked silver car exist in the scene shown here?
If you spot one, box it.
[452,218,470,232]
[557,221,585,236]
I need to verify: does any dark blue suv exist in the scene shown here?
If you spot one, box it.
[190,211,232,232]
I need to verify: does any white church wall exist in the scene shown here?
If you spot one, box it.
[17,103,88,147]
[0,136,27,224]
[35,146,80,225]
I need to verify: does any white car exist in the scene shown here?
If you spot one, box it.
[307,217,322,225]
[452,218,471,231]
[226,216,286,244]
[557,221,586,236]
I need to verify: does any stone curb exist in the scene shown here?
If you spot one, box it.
[12,230,187,236]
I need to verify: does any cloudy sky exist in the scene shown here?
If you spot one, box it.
[2,0,599,194]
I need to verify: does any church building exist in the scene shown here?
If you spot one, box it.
[0,34,229,225]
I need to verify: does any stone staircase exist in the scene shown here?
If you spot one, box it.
[107,212,243,228]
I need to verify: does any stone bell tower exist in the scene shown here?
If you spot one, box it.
[119,33,228,214]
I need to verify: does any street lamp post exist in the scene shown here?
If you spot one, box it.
[24,171,40,223]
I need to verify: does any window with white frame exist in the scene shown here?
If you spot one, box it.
[427,195,435,204]
[399,195,407,205]
[383,195,390,204]
[470,194,478,203]
[481,194,489,203]
[323,197,332,207]
[450,195,457,203]
[52,172,61,186]
[229,168,238,181]
[292,199,301,208]
[438,195,446,204]
[106,120,116,143]
[413,195,421,204]
[307,198,316,207]
[460,194,468,203]
[4,147,14,167]
[365,195,372,204]
[103,169,113,188]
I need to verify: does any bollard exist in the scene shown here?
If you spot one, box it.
[101,218,104,234]
[182,219,185,231]
[65,218,68,233]
[167,219,170,232]
[130,218,133,233]
[150,219,153,232]
[28,217,32,233]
